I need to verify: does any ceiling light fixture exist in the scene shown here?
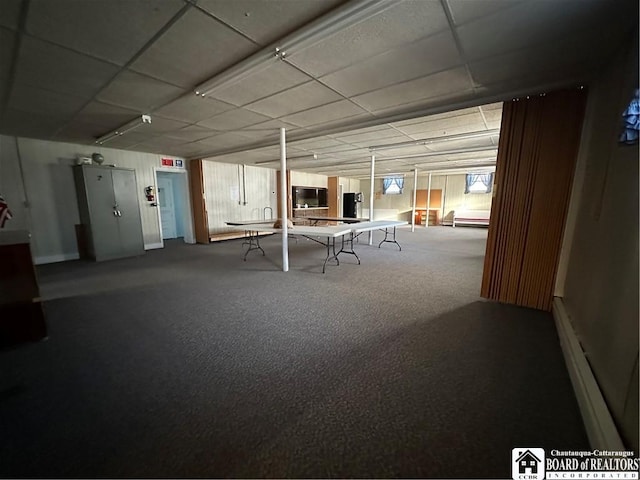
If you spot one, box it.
[369,128,500,151]
[95,114,152,145]
[193,0,393,98]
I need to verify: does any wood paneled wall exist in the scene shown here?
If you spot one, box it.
[481,89,587,311]
[189,159,209,244]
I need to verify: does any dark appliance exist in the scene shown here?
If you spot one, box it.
[343,192,357,218]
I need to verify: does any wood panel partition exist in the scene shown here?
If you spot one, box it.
[189,159,209,244]
[481,88,587,311]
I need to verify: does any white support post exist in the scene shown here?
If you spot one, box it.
[368,154,375,245]
[411,168,418,232]
[425,173,432,228]
[279,128,289,272]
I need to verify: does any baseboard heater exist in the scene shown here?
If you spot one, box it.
[552,297,625,450]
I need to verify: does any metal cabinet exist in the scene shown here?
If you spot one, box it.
[74,165,144,261]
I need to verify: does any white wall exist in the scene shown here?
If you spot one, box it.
[560,42,639,451]
[0,135,186,263]
[290,170,327,188]
[360,173,493,222]
[202,161,277,230]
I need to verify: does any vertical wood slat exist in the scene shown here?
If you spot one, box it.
[188,159,209,244]
[481,89,587,311]
[328,176,339,217]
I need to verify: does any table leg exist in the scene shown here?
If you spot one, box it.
[378,226,402,251]
[243,230,265,260]
[337,232,360,264]
[322,237,340,273]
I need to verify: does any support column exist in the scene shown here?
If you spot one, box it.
[279,128,289,272]
[411,168,418,232]
[426,172,432,228]
[368,153,375,245]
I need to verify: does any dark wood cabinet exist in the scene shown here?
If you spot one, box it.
[0,230,46,346]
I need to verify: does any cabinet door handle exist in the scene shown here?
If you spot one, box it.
[117,210,122,217]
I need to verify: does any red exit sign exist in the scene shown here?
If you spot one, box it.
[161,158,174,166]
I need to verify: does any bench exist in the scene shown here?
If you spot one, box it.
[453,210,491,227]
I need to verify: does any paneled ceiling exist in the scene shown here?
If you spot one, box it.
[0,0,637,178]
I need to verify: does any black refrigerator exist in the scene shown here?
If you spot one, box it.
[343,193,357,218]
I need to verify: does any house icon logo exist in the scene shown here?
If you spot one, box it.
[512,448,545,480]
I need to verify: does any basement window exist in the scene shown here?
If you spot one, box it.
[465,173,494,194]
[382,176,404,195]
[619,88,639,145]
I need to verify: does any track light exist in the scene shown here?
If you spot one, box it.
[95,115,152,145]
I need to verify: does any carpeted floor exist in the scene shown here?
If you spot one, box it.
[0,226,588,478]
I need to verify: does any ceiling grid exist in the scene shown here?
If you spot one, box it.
[0,0,636,175]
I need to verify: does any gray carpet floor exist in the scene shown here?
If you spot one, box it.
[0,226,588,478]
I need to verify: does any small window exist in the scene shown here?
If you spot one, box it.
[619,88,639,145]
[465,173,493,194]
[382,176,404,195]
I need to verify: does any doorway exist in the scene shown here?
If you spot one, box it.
[155,169,194,245]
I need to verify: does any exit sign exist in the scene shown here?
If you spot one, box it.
[161,158,174,166]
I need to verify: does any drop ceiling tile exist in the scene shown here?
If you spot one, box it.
[281,100,370,128]
[446,0,522,26]
[8,84,87,117]
[99,131,155,149]
[244,81,342,117]
[481,102,503,111]
[73,101,141,129]
[210,62,310,106]
[130,8,257,89]
[391,107,479,127]
[0,0,21,30]
[131,135,188,150]
[164,125,217,142]
[332,125,400,143]
[198,108,272,130]
[53,119,117,144]
[98,70,186,112]
[144,116,190,134]
[197,0,344,46]
[307,143,360,154]
[394,112,486,136]
[154,95,235,123]
[241,119,300,136]
[26,0,184,65]
[348,135,411,148]
[353,67,473,112]
[0,28,15,102]
[456,1,614,61]
[0,108,69,138]
[425,136,497,151]
[374,145,431,157]
[480,108,502,124]
[193,132,256,150]
[288,0,449,77]
[320,30,462,97]
[290,137,346,149]
[14,36,120,98]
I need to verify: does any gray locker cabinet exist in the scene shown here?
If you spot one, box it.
[74,165,145,261]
